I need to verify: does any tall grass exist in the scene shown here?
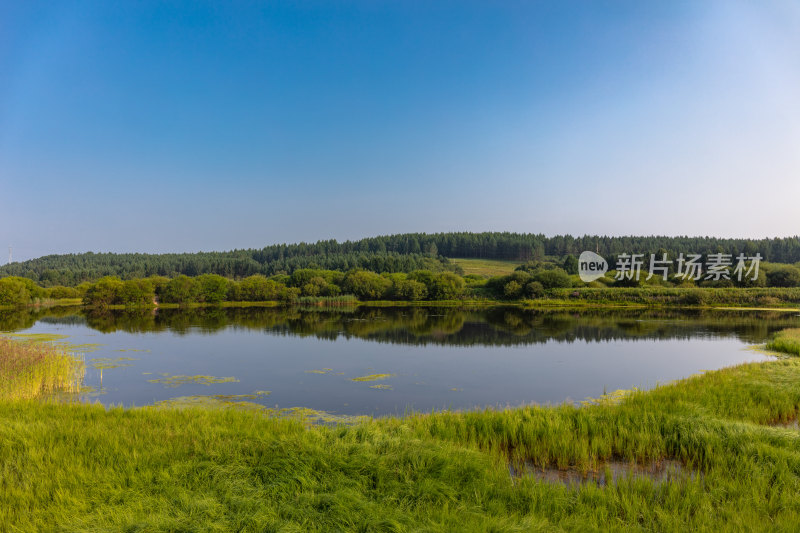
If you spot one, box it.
[0,336,84,400]
[544,286,800,307]
[767,328,800,356]
[296,294,360,306]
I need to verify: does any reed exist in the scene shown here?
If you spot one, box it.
[0,336,84,400]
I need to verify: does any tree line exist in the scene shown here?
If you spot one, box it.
[2,232,800,286]
[2,258,800,307]
[0,251,455,287]
[75,269,467,307]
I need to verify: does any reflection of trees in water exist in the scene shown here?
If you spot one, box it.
[2,306,798,346]
[0,305,84,331]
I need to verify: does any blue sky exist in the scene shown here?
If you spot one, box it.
[1,1,799,261]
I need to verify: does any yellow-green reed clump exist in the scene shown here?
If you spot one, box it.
[766,328,800,356]
[0,336,84,400]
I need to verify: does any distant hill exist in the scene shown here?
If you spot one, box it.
[1,232,799,286]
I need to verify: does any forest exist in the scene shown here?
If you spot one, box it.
[2,232,800,286]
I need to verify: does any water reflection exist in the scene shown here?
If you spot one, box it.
[1,305,796,415]
[5,305,798,345]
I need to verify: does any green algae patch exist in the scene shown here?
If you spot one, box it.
[3,333,70,343]
[56,342,103,354]
[369,384,392,390]
[305,368,333,374]
[147,374,240,388]
[351,373,392,382]
[1,334,103,354]
[150,391,274,411]
[149,397,366,426]
[151,395,264,411]
[76,385,104,398]
[745,343,783,358]
[89,357,137,370]
[276,406,371,425]
[582,387,641,407]
[210,391,271,400]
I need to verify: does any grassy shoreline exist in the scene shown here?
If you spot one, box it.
[3,286,800,313]
[767,328,800,356]
[2,332,800,529]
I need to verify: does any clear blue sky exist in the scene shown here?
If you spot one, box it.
[1,1,798,262]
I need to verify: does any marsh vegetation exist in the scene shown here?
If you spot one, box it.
[1,333,800,530]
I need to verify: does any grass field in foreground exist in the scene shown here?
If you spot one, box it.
[450,257,523,277]
[2,336,800,530]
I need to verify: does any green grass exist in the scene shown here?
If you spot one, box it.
[535,287,800,308]
[767,328,800,356]
[450,257,523,277]
[296,295,360,306]
[4,337,800,530]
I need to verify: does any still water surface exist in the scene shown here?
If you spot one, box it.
[3,306,796,416]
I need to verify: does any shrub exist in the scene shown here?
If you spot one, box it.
[118,279,156,307]
[503,280,522,299]
[46,286,80,299]
[532,268,572,289]
[342,271,392,300]
[83,277,124,307]
[393,279,428,301]
[0,277,45,306]
[161,275,200,304]
[524,281,545,298]
[766,265,800,288]
[428,272,465,300]
[196,274,230,304]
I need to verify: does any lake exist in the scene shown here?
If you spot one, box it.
[2,306,796,417]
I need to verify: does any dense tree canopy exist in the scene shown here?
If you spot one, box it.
[2,232,800,289]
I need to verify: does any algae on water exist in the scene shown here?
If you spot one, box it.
[351,373,392,382]
[2,333,70,343]
[147,374,240,387]
[89,357,137,370]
